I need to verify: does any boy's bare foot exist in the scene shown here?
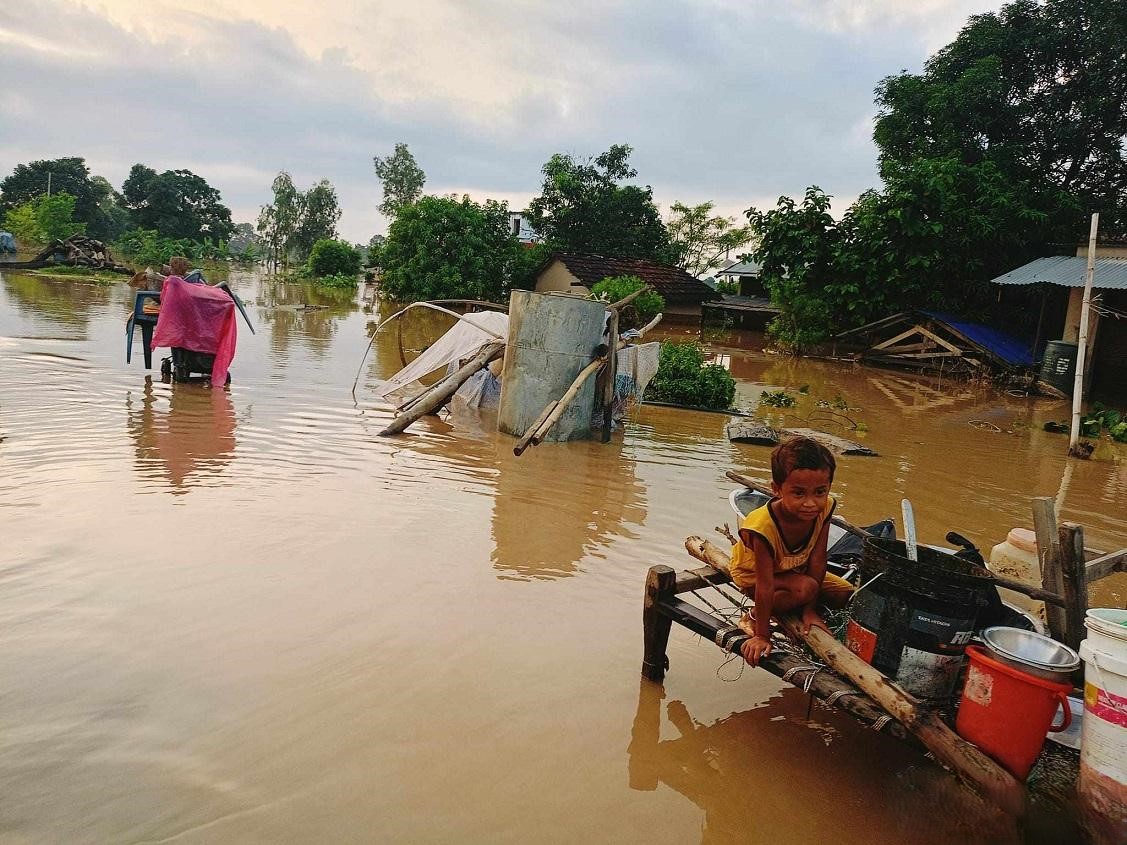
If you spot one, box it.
[738,611,756,637]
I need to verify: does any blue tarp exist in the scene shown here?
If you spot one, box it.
[0,231,15,254]
[920,311,1035,367]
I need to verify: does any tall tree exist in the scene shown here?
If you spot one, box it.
[122,165,234,242]
[379,194,522,302]
[257,172,301,272]
[667,201,755,276]
[373,143,426,219]
[875,0,1127,236]
[292,179,342,259]
[526,144,671,261]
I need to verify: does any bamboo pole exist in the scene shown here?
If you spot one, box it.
[601,309,619,442]
[1069,213,1099,455]
[530,358,605,445]
[1057,522,1089,654]
[683,536,1025,818]
[378,341,505,436]
[513,401,558,457]
[1033,497,1067,642]
[608,284,653,312]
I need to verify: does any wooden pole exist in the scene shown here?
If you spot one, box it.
[1069,213,1099,454]
[601,309,619,442]
[1057,522,1089,657]
[683,536,1025,818]
[529,358,604,445]
[608,284,653,311]
[513,401,558,456]
[642,565,677,682]
[378,341,505,436]
[1033,497,1068,643]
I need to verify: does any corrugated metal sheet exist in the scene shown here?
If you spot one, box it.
[991,256,1127,289]
[920,311,1035,366]
[717,259,762,276]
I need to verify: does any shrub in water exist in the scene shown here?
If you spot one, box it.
[644,341,736,410]
[308,238,360,278]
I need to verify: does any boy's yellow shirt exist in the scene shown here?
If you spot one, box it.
[729,497,837,592]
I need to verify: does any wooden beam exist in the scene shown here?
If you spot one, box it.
[1085,548,1127,582]
[1033,497,1067,643]
[1058,523,1089,655]
[873,326,926,350]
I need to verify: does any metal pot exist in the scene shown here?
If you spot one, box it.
[981,626,1080,683]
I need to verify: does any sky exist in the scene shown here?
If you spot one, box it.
[0,0,1006,243]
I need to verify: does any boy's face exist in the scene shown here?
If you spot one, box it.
[772,468,832,523]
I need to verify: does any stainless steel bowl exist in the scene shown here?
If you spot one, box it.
[981,626,1080,683]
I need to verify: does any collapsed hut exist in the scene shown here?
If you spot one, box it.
[362,289,663,448]
[0,234,133,274]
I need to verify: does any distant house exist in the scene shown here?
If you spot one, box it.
[533,252,718,319]
[992,239,1127,395]
[715,259,766,298]
[508,212,540,246]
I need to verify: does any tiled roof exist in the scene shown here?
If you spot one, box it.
[548,252,718,304]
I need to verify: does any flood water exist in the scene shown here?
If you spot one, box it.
[1,268,1124,844]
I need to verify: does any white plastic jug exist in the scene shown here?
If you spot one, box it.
[988,527,1042,613]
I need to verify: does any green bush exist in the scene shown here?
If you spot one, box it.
[307,239,360,278]
[590,275,664,330]
[644,341,736,409]
[115,229,200,266]
[3,192,86,246]
[315,272,359,289]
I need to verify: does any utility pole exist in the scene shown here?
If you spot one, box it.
[1069,212,1099,456]
[46,172,52,197]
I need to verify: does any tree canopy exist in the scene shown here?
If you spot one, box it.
[0,157,125,240]
[379,194,523,302]
[526,144,672,262]
[292,179,342,259]
[875,0,1127,237]
[373,143,426,219]
[667,201,754,276]
[122,164,234,243]
[748,0,1127,348]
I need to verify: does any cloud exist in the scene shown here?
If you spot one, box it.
[0,1,1004,240]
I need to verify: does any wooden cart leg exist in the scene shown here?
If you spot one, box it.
[642,565,676,681]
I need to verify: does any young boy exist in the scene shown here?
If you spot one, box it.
[731,436,854,666]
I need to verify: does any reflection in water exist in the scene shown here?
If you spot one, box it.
[625,681,1072,845]
[491,440,646,579]
[125,378,237,492]
[257,278,359,359]
[0,270,113,334]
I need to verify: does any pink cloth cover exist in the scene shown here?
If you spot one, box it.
[151,276,238,385]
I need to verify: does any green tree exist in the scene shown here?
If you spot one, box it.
[292,179,342,259]
[373,143,426,219]
[0,157,124,240]
[307,239,361,277]
[122,165,234,243]
[875,0,1127,237]
[644,342,736,410]
[589,275,664,330]
[526,144,672,261]
[90,176,131,241]
[379,194,522,302]
[667,201,755,276]
[257,172,301,272]
[2,193,85,246]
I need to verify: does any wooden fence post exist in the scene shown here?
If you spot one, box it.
[642,565,676,682]
[1032,497,1067,643]
[1057,522,1089,660]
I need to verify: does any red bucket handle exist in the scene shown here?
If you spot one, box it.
[1047,691,1073,733]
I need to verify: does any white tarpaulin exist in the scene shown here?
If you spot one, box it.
[371,311,509,402]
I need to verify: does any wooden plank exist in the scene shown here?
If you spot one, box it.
[1058,523,1089,655]
[912,324,964,354]
[873,326,925,351]
[1033,497,1067,643]
[1085,548,1127,582]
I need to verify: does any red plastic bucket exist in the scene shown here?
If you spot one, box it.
[956,645,1073,779]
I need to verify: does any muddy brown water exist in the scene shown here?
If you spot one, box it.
[1,268,1124,844]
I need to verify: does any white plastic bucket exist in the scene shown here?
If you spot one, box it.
[1078,609,1127,844]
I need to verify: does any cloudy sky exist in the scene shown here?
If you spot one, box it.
[0,1,1004,242]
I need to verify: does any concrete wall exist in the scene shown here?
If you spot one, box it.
[535,260,587,295]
